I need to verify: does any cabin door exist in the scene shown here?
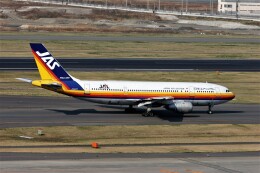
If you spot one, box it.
[123,86,128,95]
[84,83,90,94]
[214,87,221,100]
[189,86,195,104]
[189,86,195,97]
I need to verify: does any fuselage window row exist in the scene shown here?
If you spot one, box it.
[91,88,215,93]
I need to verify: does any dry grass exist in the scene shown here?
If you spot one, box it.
[18,8,160,21]
[2,31,259,38]
[1,124,260,145]
[1,144,259,153]
[24,24,168,33]
[1,124,259,153]
[0,0,214,14]
[0,0,43,10]
[0,71,259,103]
[0,40,259,59]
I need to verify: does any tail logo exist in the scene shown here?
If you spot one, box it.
[36,51,60,70]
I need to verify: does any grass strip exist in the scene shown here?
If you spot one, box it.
[1,124,259,153]
[1,39,259,59]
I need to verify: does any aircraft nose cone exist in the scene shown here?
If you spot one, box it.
[231,92,235,100]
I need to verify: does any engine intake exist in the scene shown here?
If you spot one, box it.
[165,102,193,113]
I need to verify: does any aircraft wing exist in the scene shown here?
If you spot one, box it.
[136,96,174,107]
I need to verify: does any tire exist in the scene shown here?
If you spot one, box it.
[149,112,154,117]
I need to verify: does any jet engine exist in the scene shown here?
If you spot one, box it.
[165,102,193,113]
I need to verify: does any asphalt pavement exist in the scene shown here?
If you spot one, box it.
[1,152,259,173]
[1,151,259,161]
[1,59,260,71]
[1,96,259,128]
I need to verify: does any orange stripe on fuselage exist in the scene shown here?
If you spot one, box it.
[68,90,234,100]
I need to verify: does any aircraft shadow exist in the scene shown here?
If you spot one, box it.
[47,109,127,115]
[47,108,189,122]
[99,105,200,122]
[192,110,244,114]
[47,105,243,123]
[97,105,244,117]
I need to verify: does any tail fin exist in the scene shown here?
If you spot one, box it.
[30,43,83,90]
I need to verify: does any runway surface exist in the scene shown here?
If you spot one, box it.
[1,96,259,128]
[1,59,260,71]
[1,152,259,173]
[1,35,260,43]
[1,151,259,161]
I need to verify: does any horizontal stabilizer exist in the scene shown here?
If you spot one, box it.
[16,78,32,83]
[41,82,62,90]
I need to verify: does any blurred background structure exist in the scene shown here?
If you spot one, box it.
[12,0,260,19]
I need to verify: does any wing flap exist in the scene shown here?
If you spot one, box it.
[137,96,174,107]
[137,101,153,107]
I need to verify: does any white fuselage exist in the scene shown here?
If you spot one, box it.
[75,80,234,107]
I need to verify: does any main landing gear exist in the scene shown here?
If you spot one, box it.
[208,104,214,114]
[142,107,154,117]
[125,106,154,117]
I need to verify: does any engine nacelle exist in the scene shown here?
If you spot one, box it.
[165,102,193,113]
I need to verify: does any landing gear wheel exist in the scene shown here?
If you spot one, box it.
[207,105,214,114]
[149,112,154,117]
[142,112,149,117]
[142,108,154,117]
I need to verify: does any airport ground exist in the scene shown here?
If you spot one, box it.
[1,40,260,172]
[1,2,260,170]
[1,69,259,172]
[0,95,260,172]
[1,95,260,152]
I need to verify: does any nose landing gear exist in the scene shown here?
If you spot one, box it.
[208,104,214,114]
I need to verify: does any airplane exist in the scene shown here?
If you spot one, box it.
[17,43,235,117]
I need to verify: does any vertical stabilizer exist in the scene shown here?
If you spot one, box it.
[30,43,83,90]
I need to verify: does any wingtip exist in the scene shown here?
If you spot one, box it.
[16,78,32,83]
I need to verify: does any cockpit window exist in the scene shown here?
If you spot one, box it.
[226,90,230,92]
